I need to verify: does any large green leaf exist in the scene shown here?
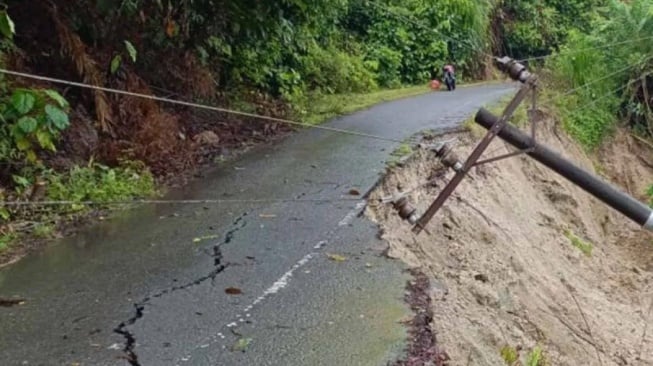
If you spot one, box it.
[36,130,55,151]
[110,55,122,74]
[45,105,70,130]
[124,40,137,62]
[0,11,15,39]
[17,116,37,133]
[12,175,30,187]
[11,90,35,115]
[44,89,68,108]
[14,137,30,151]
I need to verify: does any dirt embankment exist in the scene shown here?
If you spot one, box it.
[368,117,653,365]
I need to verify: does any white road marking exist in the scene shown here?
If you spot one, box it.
[176,201,367,364]
[338,201,366,226]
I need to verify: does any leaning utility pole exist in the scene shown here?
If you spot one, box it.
[393,57,653,233]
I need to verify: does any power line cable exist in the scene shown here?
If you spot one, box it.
[0,197,372,207]
[370,0,653,75]
[536,55,653,107]
[573,80,636,113]
[0,69,405,144]
[517,36,653,63]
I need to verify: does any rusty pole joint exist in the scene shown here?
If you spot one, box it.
[495,56,532,83]
[392,197,419,225]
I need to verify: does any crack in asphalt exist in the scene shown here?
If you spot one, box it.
[113,213,249,366]
[109,97,502,365]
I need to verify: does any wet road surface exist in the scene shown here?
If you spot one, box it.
[0,84,515,366]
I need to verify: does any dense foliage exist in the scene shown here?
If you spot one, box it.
[73,0,496,97]
[5,0,606,107]
[497,0,604,61]
[548,0,653,149]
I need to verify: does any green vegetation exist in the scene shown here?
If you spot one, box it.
[501,345,519,364]
[386,142,415,168]
[0,233,15,252]
[0,88,70,164]
[501,344,548,366]
[497,0,603,61]
[647,184,653,206]
[547,0,653,149]
[82,0,500,102]
[525,346,546,366]
[0,161,156,249]
[564,229,593,257]
[441,0,653,154]
[301,85,430,125]
[462,95,528,138]
[33,223,54,239]
[46,162,156,209]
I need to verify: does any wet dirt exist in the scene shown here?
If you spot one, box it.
[391,270,449,366]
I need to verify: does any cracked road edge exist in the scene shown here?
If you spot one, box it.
[113,212,249,366]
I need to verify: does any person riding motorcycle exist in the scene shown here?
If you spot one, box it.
[443,64,456,91]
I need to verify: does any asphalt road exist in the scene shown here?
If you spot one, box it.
[0,83,515,366]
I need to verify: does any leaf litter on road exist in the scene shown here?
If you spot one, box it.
[192,234,220,243]
[0,297,26,307]
[231,337,252,352]
[225,287,243,295]
[326,253,347,262]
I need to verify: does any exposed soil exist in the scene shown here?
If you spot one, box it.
[369,116,653,366]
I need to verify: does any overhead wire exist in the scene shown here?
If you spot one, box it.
[466,58,653,161]
[573,79,637,113]
[517,36,653,63]
[0,5,497,209]
[0,69,404,144]
[0,197,371,207]
[0,66,440,208]
[366,1,653,69]
[3,7,649,209]
[366,0,651,104]
[534,55,653,109]
[0,66,414,208]
[557,62,647,99]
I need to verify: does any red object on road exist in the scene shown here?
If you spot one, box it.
[430,79,441,90]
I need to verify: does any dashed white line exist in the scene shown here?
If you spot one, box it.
[338,201,366,226]
[176,200,367,364]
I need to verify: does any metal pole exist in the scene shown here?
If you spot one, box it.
[475,108,653,230]
[412,77,537,234]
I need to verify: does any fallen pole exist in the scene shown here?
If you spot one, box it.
[475,107,653,230]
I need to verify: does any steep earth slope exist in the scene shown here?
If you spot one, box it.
[368,116,653,366]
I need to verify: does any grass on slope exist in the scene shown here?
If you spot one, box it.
[301,85,432,125]
[301,79,504,125]
[301,80,502,124]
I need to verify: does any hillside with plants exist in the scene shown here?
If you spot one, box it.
[547,0,653,149]
[0,0,646,259]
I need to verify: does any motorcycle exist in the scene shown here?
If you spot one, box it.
[443,72,456,91]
